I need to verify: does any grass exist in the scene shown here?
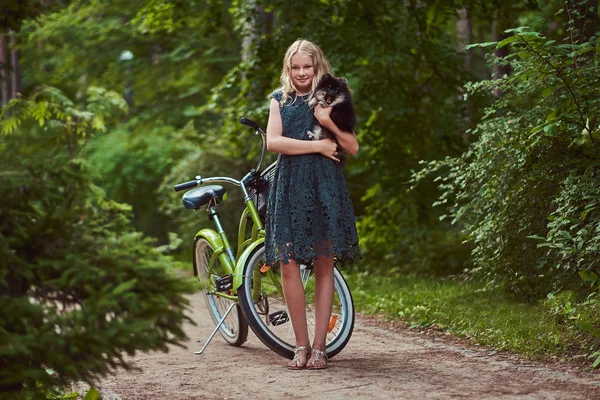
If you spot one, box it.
[346,272,600,362]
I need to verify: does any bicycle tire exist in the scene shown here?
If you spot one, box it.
[238,244,354,359]
[194,238,248,346]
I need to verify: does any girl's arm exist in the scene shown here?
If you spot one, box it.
[314,104,359,156]
[266,99,340,162]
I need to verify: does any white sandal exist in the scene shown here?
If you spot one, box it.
[287,345,311,370]
[307,348,328,370]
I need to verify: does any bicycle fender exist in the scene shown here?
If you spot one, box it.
[194,228,237,273]
[194,229,223,248]
[233,238,264,291]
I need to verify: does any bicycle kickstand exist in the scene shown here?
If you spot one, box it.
[194,302,236,355]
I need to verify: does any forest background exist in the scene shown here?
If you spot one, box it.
[2,0,600,397]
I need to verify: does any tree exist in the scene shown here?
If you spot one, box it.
[0,0,52,104]
[567,0,598,45]
[16,0,241,238]
[0,36,8,106]
[492,6,512,83]
[8,31,19,98]
[416,20,600,298]
[457,6,474,136]
[0,86,193,397]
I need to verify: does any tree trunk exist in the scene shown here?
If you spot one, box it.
[571,0,598,44]
[240,0,258,81]
[0,35,9,107]
[240,0,272,96]
[9,31,20,99]
[457,6,473,137]
[492,8,511,96]
[457,7,473,70]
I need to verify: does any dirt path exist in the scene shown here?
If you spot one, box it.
[84,293,600,400]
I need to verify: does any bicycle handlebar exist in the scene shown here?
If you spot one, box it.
[239,116,267,173]
[239,117,264,133]
[174,177,201,192]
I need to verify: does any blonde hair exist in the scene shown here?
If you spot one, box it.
[276,39,332,105]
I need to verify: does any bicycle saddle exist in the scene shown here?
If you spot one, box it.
[182,185,226,210]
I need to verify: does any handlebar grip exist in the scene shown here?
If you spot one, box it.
[239,116,264,132]
[173,180,198,192]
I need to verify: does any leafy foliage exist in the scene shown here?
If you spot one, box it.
[0,0,52,33]
[85,122,194,239]
[20,0,238,126]
[0,85,127,139]
[415,26,600,296]
[16,0,240,238]
[0,89,193,396]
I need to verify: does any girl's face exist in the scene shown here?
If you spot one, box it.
[290,52,315,94]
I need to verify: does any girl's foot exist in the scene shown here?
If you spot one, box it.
[307,348,328,370]
[287,345,311,370]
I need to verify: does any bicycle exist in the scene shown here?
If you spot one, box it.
[173,117,355,359]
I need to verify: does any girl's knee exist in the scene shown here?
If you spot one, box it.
[313,254,335,268]
[280,260,299,278]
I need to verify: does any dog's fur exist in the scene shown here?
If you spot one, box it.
[307,74,356,148]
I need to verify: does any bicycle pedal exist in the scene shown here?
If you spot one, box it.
[215,274,233,292]
[269,310,289,326]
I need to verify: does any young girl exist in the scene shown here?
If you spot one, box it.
[264,39,361,370]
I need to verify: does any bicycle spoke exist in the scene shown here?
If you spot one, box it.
[239,246,354,359]
[194,238,246,345]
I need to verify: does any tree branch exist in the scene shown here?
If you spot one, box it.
[518,34,593,143]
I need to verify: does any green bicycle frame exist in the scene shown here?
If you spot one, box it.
[194,195,265,297]
[237,202,265,259]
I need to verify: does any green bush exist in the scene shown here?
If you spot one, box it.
[86,121,195,240]
[0,87,193,397]
[416,28,600,298]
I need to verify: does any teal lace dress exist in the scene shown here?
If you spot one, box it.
[264,90,361,267]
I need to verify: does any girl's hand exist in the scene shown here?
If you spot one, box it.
[316,138,340,162]
[314,104,333,129]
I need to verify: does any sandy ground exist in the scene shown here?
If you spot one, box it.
[81,293,600,400]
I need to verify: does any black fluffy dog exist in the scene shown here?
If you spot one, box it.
[307,74,356,161]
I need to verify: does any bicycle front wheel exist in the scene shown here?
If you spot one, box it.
[194,238,248,346]
[238,244,354,359]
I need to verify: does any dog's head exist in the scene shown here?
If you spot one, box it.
[313,73,349,106]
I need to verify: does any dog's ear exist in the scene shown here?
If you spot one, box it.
[321,73,332,81]
[339,77,348,87]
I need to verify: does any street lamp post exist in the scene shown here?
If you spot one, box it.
[119,50,134,108]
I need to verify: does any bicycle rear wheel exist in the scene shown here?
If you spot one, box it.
[238,244,354,359]
[194,238,248,346]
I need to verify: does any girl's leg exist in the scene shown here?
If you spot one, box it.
[308,254,334,368]
[280,258,310,367]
